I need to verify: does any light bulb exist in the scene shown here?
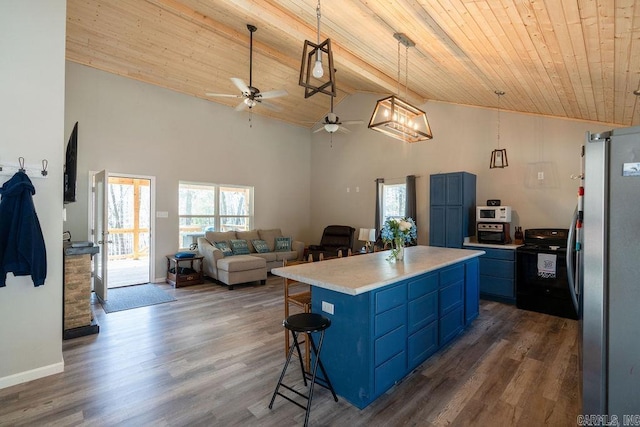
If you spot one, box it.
[312,59,324,78]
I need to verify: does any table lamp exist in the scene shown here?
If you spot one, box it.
[358,228,376,253]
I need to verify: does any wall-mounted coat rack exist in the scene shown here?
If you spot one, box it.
[0,157,49,179]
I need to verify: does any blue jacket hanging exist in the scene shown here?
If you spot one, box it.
[0,171,47,287]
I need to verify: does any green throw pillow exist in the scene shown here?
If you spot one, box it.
[214,241,233,257]
[251,239,270,253]
[274,236,291,252]
[230,239,250,255]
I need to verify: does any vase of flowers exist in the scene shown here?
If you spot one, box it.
[381,217,417,262]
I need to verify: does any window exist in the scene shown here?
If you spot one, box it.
[381,182,406,222]
[178,182,253,248]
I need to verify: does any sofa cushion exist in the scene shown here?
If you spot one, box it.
[230,239,251,255]
[275,236,291,252]
[258,228,283,251]
[251,239,270,253]
[214,241,233,257]
[217,255,266,272]
[206,231,237,245]
[250,252,277,263]
[237,230,260,252]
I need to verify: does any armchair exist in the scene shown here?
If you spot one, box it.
[307,225,356,261]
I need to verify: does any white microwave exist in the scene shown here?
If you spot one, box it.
[477,206,512,223]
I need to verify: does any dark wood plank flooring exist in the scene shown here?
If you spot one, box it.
[0,276,579,426]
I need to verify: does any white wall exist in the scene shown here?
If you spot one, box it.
[0,1,66,387]
[310,93,613,247]
[64,63,312,280]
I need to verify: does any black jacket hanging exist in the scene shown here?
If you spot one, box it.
[0,171,47,287]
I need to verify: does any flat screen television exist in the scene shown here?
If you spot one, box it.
[64,122,78,204]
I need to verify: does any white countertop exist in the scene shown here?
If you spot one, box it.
[463,238,522,250]
[272,245,485,296]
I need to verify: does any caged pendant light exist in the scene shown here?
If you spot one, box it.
[368,33,432,143]
[299,0,336,98]
[490,90,509,168]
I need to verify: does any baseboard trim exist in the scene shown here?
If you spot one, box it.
[0,361,64,390]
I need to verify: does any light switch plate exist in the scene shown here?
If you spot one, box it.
[322,301,334,315]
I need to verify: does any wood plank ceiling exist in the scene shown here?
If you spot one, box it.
[66,0,640,128]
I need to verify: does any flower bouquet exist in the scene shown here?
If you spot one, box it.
[381,217,417,262]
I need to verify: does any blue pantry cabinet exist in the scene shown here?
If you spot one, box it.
[429,172,476,248]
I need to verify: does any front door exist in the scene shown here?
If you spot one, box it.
[93,170,109,301]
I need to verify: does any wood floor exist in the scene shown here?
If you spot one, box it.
[0,276,579,426]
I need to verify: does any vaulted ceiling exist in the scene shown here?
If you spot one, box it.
[66,0,640,128]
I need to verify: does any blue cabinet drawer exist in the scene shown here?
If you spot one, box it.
[440,264,464,286]
[479,275,515,298]
[480,258,514,279]
[408,321,438,369]
[408,272,438,300]
[375,304,406,337]
[439,305,464,345]
[375,283,406,314]
[375,350,406,396]
[408,290,437,334]
[439,280,463,315]
[375,326,405,366]
[482,248,515,261]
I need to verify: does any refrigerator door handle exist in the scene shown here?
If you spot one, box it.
[567,206,579,313]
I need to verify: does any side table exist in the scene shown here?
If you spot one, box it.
[166,254,204,288]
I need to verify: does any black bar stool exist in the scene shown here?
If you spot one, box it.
[269,312,338,426]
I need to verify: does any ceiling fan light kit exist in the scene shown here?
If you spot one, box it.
[298,0,336,98]
[369,33,432,142]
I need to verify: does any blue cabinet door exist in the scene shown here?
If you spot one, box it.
[445,205,464,248]
[430,174,446,205]
[429,206,446,247]
[446,173,463,205]
[464,259,480,324]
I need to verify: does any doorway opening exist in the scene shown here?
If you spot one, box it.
[91,171,155,299]
[107,176,152,288]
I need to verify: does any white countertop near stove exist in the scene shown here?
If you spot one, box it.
[271,245,485,296]
[463,237,523,250]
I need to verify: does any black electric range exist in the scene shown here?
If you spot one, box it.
[515,228,577,319]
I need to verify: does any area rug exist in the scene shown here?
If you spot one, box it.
[100,284,176,313]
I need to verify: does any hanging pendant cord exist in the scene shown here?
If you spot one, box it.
[405,45,409,100]
[315,0,321,62]
[397,41,401,97]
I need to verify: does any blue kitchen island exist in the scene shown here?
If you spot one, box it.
[272,245,484,409]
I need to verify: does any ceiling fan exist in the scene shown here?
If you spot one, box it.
[313,96,364,134]
[206,24,287,111]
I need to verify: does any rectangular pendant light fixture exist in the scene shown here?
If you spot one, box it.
[369,95,432,143]
[368,33,432,143]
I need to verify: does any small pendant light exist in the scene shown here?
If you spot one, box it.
[490,90,508,169]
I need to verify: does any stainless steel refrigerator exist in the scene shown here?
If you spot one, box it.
[570,126,640,416]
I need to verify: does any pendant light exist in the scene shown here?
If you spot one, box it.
[490,90,509,168]
[368,33,432,143]
[299,0,336,98]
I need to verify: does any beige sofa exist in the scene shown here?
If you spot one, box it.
[197,228,304,289]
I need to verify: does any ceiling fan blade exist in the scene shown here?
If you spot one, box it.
[205,93,242,98]
[258,89,288,100]
[230,77,251,95]
[342,120,364,125]
[235,100,248,111]
[257,100,283,112]
[312,126,325,133]
[337,126,351,134]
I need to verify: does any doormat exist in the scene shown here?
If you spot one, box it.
[100,284,176,313]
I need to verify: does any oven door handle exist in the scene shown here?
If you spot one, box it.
[566,206,579,313]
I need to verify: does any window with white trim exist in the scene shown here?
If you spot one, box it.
[381,182,406,222]
[178,182,254,248]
